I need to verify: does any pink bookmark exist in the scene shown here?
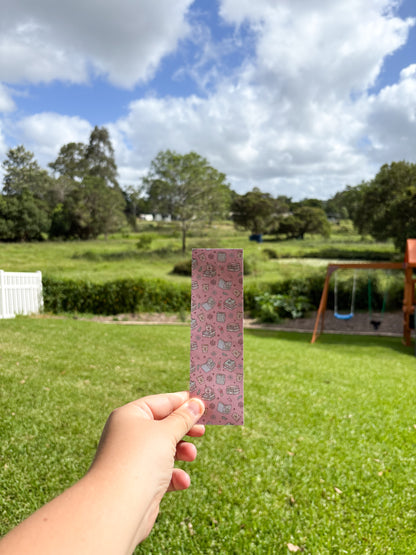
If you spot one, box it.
[189,248,244,425]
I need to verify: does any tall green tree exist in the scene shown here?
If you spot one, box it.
[0,192,50,241]
[85,126,119,188]
[49,176,126,240]
[351,161,416,251]
[3,145,51,198]
[143,150,232,252]
[278,206,330,239]
[326,183,369,223]
[48,127,126,239]
[48,142,87,181]
[0,146,52,241]
[231,188,286,235]
[49,127,119,188]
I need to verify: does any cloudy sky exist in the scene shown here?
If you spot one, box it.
[0,0,415,200]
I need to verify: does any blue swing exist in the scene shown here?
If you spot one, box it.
[334,271,357,320]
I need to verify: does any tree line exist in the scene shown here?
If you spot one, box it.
[1,125,415,251]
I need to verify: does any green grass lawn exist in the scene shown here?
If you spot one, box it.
[1,318,416,553]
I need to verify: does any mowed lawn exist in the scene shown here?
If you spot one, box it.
[1,318,416,553]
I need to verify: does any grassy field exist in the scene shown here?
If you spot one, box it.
[1,317,416,553]
[0,222,397,287]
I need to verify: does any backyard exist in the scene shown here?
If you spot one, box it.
[1,318,416,553]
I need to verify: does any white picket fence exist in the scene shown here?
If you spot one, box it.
[0,270,43,319]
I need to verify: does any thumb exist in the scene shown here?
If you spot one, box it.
[163,397,205,443]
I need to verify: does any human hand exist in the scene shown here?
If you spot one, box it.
[88,391,206,547]
[0,392,205,555]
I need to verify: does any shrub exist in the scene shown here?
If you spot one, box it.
[253,292,311,323]
[42,276,190,315]
[303,248,396,261]
[262,248,278,259]
[171,259,192,276]
[172,257,253,276]
[42,270,404,318]
[136,233,153,250]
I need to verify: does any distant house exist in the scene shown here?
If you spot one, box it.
[140,214,154,222]
[139,214,172,222]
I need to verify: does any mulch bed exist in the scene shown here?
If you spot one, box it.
[244,310,404,337]
[86,310,405,338]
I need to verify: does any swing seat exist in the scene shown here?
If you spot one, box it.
[334,312,354,320]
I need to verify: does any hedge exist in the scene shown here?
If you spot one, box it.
[42,273,404,317]
[42,276,191,315]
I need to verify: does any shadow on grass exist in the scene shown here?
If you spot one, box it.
[244,328,414,356]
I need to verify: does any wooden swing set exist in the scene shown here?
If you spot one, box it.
[311,238,416,346]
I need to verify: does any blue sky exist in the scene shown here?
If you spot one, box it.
[0,0,415,199]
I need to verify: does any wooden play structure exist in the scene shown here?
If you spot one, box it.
[311,238,416,345]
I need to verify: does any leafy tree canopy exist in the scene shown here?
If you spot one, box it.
[143,150,232,252]
[278,206,330,239]
[231,188,288,235]
[2,145,51,198]
[351,161,416,251]
[48,142,88,181]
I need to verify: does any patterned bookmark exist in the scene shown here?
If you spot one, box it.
[189,248,244,425]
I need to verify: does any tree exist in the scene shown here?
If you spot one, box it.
[49,176,126,240]
[48,142,88,181]
[326,183,368,223]
[48,127,127,239]
[49,127,120,188]
[231,188,286,235]
[3,145,51,198]
[0,146,52,241]
[350,161,416,251]
[297,198,324,209]
[278,206,330,239]
[85,126,119,188]
[0,192,50,241]
[123,185,150,231]
[143,150,232,252]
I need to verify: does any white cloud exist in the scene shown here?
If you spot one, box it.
[0,0,193,88]
[111,0,415,198]
[366,63,416,163]
[0,84,15,112]
[0,121,7,158]
[16,113,91,165]
[219,0,413,97]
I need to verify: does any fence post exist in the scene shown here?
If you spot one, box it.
[37,271,44,312]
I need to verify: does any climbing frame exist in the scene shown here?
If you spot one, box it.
[311,238,416,345]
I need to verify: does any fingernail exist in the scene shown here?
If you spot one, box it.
[185,398,205,417]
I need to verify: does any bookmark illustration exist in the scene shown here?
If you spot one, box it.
[189,248,244,425]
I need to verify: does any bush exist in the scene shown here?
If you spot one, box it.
[42,276,190,315]
[262,248,278,259]
[136,233,153,250]
[303,247,396,261]
[171,259,192,276]
[253,292,311,323]
[172,257,253,276]
[42,270,405,318]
